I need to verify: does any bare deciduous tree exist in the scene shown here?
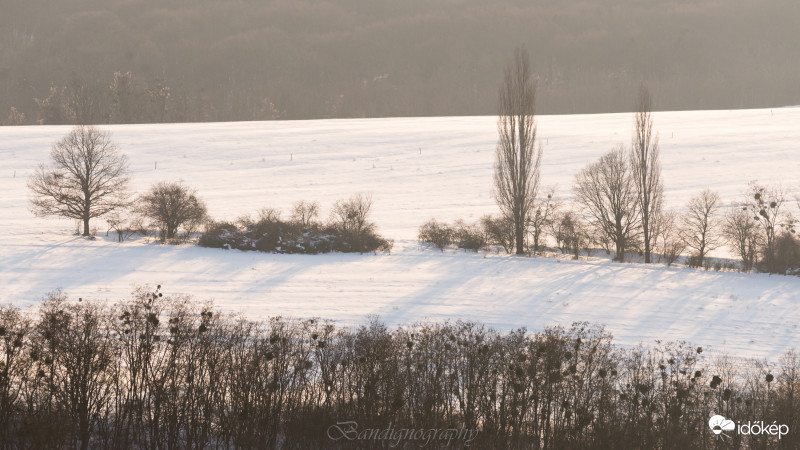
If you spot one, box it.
[481,214,515,254]
[493,46,542,255]
[258,207,282,224]
[574,146,640,262]
[528,186,557,254]
[331,193,374,235]
[550,209,589,259]
[654,210,685,266]
[723,205,761,272]
[138,182,208,241]
[680,189,722,267]
[28,126,130,236]
[747,183,786,272]
[631,86,663,263]
[290,200,320,228]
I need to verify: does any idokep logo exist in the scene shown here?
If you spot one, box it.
[709,414,790,440]
[708,415,735,437]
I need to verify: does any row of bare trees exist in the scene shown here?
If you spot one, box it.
[0,290,797,449]
[491,47,798,273]
[493,48,664,262]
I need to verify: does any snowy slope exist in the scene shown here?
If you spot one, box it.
[1,108,799,360]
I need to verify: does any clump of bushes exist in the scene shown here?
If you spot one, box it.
[0,288,798,449]
[418,218,488,252]
[418,219,452,251]
[199,195,391,254]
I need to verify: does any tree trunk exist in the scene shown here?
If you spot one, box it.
[643,215,651,263]
[83,216,91,236]
[615,241,625,262]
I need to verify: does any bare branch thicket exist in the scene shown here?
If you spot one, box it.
[28,126,130,236]
[34,292,118,450]
[747,183,787,272]
[418,219,453,251]
[330,193,374,235]
[550,209,589,259]
[481,214,515,254]
[631,86,663,264]
[493,46,542,255]
[258,207,282,224]
[652,210,686,266]
[105,212,145,242]
[1,289,800,448]
[680,189,722,268]
[722,205,762,272]
[290,200,320,228]
[528,186,557,254]
[452,219,488,252]
[574,146,640,262]
[137,182,208,242]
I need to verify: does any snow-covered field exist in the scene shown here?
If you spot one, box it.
[1,108,799,360]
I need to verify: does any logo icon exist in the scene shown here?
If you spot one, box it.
[709,415,735,436]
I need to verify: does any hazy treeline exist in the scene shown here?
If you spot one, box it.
[0,287,797,449]
[2,0,800,124]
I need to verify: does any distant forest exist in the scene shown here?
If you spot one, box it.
[2,0,799,124]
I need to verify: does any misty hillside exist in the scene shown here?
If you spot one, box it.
[2,0,800,124]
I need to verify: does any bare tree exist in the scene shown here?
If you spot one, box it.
[527,186,557,254]
[258,207,282,224]
[493,46,542,255]
[654,210,686,266]
[481,214,515,254]
[290,200,320,228]
[631,86,663,263]
[574,146,640,262]
[331,193,374,235]
[747,183,786,272]
[550,210,589,259]
[138,182,208,241]
[722,205,761,272]
[29,126,130,236]
[680,189,722,267]
[35,292,118,450]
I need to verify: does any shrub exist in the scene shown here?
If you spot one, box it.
[137,182,208,242]
[774,231,800,274]
[418,219,453,251]
[453,219,487,251]
[418,218,488,252]
[199,198,391,254]
[687,254,703,269]
[481,214,515,253]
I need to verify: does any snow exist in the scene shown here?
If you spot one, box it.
[1,108,799,360]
